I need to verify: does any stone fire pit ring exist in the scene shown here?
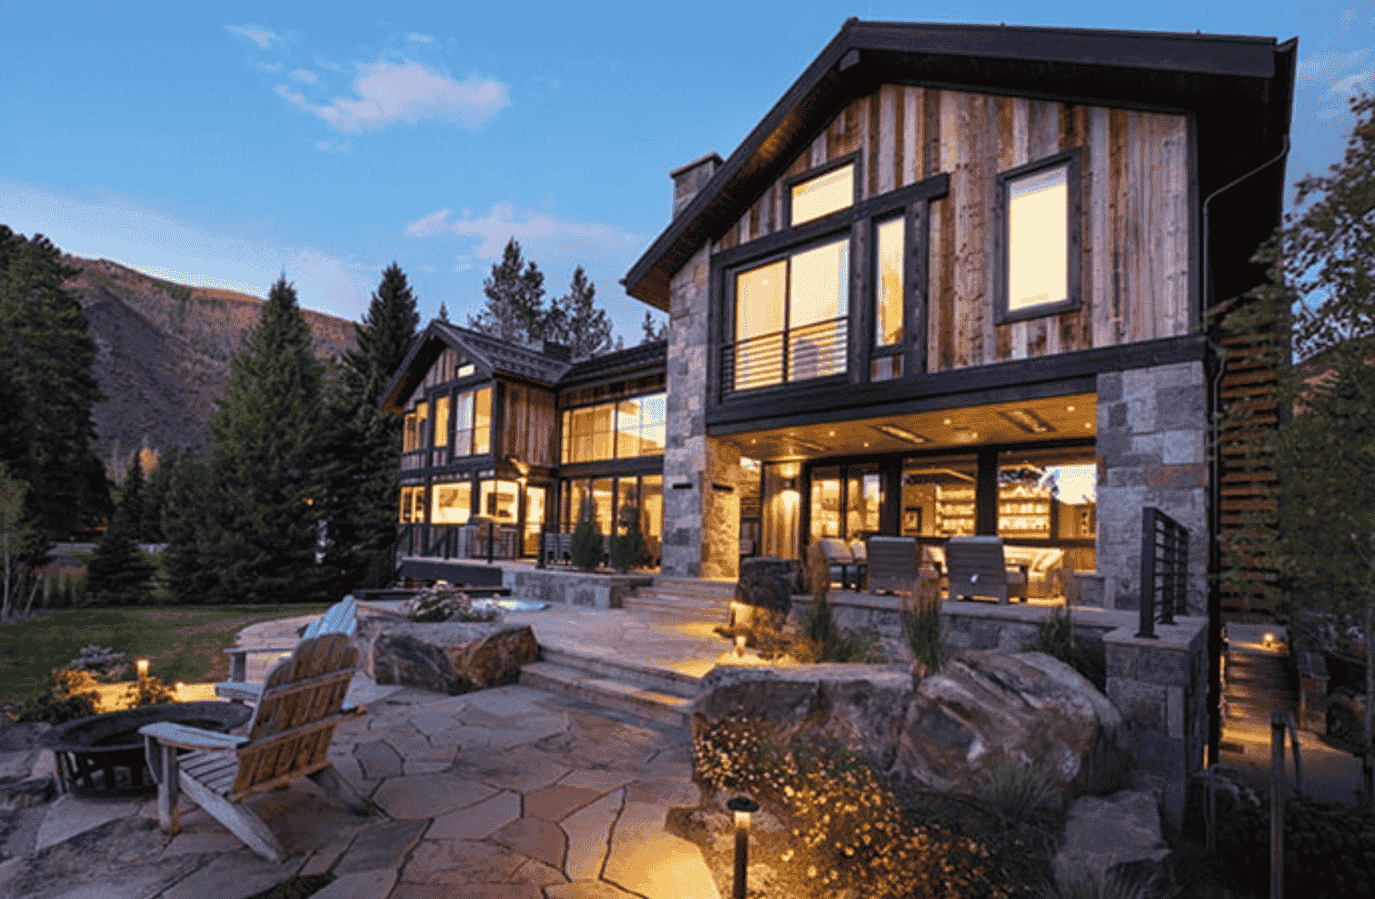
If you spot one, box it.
[41,701,252,798]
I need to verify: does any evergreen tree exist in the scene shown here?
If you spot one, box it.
[468,238,546,345]
[160,454,218,604]
[87,470,155,606]
[609,498,646,573]
[569,495,603,571]
[640,311,667,345]
[0,462,38,619]
[141,446,181,543]
[114,459,148,546]
[545,266,613,359]
[319,263,419,591]
[193,275,333,604]
[0,227,111,543]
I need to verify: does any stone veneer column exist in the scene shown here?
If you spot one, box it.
[660,244,746,580]
[1096,361,1209,613]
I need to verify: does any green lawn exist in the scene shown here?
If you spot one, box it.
[0,604,333,706]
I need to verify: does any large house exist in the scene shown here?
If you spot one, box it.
[384,20,1295,619]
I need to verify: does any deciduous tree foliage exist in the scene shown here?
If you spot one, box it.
[0,226,110,546]
[319,262,420,590]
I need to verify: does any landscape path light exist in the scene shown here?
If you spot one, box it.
[136,658,150,678]
[726,795,759,899]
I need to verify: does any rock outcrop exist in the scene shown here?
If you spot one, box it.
[355,618,539,694]
[693,649,1131,804]
[1054,789,1172,891]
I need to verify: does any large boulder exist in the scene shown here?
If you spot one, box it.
[1054,789,1172,891]
[734,558,794,623]
[354,618,539,694]
[893,650,1130,802]
[692,662,916,777]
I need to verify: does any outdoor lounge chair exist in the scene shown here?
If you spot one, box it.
[818,537,865,590]
[138,633,372,862]
[865,536,919,594]
[944,536,1028,604]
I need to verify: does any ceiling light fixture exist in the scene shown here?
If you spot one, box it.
[872,424,928,445]
[998,408,1054,435]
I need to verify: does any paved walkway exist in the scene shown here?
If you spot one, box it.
[0,607,727,899]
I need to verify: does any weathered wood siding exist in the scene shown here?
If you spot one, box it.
[499,381,558,467]
[715,85,1192,369]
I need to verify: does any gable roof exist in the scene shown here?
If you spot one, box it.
[624,18,1296,310]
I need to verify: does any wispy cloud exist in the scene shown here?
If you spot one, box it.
[285,60,510,133]
[290,68,318,84]
[407,32,434,44]
[226,24,277,50]
[404,203,640,259]
[1299,48,1375,119]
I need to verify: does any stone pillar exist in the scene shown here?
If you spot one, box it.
[1096,362,1209,614]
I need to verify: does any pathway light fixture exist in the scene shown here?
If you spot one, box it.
[726,795,759,899]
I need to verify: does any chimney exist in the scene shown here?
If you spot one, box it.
[670,152,724,218]
[542,340,572,362]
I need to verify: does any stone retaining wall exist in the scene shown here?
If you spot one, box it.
[503,569,653,609]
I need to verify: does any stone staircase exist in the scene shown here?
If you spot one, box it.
[622,576,735,620]
[518,576,737,728]
[520,647,700,728]
[1221,624,1298,754]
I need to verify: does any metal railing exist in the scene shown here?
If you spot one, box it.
[721,316,847,396]
[397,523,519,562]
[1138,506,1189,638]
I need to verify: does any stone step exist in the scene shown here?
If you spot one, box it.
[519,662,693,729]
[539,646,702,699]
[652,576,737,597]
[623,591,731,619]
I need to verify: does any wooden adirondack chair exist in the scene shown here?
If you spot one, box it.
[139,633,372,862]
[219,596,359,695]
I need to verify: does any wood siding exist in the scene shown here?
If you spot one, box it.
[715,85,1191,370]
[500,381,558,467]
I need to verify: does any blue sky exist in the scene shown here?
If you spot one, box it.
[1,1,1371,342]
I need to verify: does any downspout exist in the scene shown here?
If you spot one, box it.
[1201,134,1290,768]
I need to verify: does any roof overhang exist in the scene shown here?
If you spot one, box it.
[624,19,1297,310]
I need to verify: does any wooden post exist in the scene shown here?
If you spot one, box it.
[1270,709,1284,899]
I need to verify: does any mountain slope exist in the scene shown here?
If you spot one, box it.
[62,256,358,473]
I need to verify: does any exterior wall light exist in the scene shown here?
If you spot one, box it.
[1263,632,1275,650]
[136,658,150,677]
[726,795,759,899]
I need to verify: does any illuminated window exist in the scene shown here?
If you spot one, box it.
[561,392,667,463]
[730,238,849,391]
[433,395,450,447]
[874,217,904,346]
[452,386,493,457]
[402,401,429,452]
[998,151,1081,321]
[790,163,854,225]
[478,480,519,522]
[430,481,471,524]
[398,485,427,523]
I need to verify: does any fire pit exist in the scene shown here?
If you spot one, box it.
[41,701,252,798]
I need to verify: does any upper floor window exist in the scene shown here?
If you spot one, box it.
[561,391,667,463]
[729,237,849,391]
[403,400,429,452]
[996,150,1081,322]
[790,162,854,225]
[433,395,450,448]
[452,386,492,457]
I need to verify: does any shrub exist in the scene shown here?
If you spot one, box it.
[693,713,1021,899]
[1039,869,1154,899]
[569,496,603,571]
[609,503,646,573]
[792,542,887,664]
[903,568,943,676]
[978,753,1055,824]
[1034,605,1106,691]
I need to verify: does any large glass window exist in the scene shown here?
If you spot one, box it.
[561,392,667,464]
[731,238,849,391]
[403,401,429,453]
[478,479,520,523]
[901,456,979,538]
[591,478,614,534]
[997,446,1097,596]
[431,481,472,524]
[433,395,450,448]
[846,465,882,540]
[998,152,1079,321]
[791,163,854,225]
[452,386,492,457]
[810,466,842,540]
[398,485,427,523]
[875,217,904,347]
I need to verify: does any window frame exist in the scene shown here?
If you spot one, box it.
[560,390,668,465]
[783,152,860,228]
[994,148,1083,325]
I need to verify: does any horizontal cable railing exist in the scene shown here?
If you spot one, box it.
[1138,506,1190,638]
[721,316,847,396]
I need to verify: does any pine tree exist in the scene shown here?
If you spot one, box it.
[569,495,603,571]
[87,469,155,606]
[640,311,667,345]
[545,266,613,359]
[468,238,546,345]
[319,263,419,591]
[160,454,218,604]
[141,446,181,543]
[114,459,148,546]
[193,275,333,604]
[0,227,111,544]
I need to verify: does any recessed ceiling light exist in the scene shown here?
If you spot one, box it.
[872,424,928,445]
[828,430,836,437]
[750,438,757,444]
[998,409,1054,435]
[943,418,952,425]
[953,430,979,444]
[863,442,869,448]
[1066,405,1075,412]
[1083,422,1093,430]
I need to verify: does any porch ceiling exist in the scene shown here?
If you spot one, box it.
[717,392,1096,462]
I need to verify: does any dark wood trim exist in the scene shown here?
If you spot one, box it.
[994,148,1084,325]
[909,198,930,378]
[1187,110,1202,330]
[782,151,861,228]
[975,447,1000,535]
[713,173,949,268]
[556,456,665,481]
[708,333,1204,433]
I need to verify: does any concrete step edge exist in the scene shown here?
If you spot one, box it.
[519,662,691,728]
[538,646,702,697]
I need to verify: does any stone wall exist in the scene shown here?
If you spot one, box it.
[1096,361,1209,614]
[503,569,653,609]
[661,244,746,580]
